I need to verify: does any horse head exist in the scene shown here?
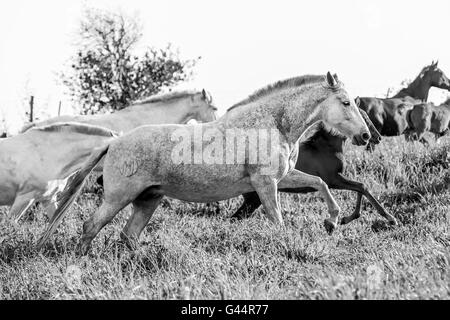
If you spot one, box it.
[318,72,371,146]
[189,89,218,123]
[423,60,450,91]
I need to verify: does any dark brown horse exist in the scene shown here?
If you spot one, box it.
[231,109,398,226]
[358,61,450,150]
[405,98,450,144]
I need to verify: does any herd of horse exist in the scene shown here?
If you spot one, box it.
[0,62,449,255]
[358,61,450,148]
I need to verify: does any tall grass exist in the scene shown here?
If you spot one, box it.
[0,136,449,299]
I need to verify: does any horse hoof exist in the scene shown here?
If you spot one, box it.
[324,219,337,235]
[119,233,138,250]
[76,241,91,256]
[389,218,398,226]
[340,217,351,225]
[230,214,245,222]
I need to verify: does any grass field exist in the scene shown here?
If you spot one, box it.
[0,135,449,300]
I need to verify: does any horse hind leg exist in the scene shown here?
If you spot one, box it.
[250,176,284,225]
[10,193,37,223]
[78,199,130,255]
[230,192,262,221]
[120,193,163,248]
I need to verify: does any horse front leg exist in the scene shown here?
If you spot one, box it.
[340,192,363,225]
[250,176,283,225]
[332,174,397,226]
[278,170,341,234]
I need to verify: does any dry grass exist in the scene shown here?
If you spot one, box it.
[0,136,449,300]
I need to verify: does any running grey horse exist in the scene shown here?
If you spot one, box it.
[39,73,371,252]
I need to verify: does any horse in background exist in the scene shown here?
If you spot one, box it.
[358,61,450,149]
[0,123,119,222]
[392,61,450,102]
[22,90,218,185]
[20,90,218,134]
[405,98,450,144]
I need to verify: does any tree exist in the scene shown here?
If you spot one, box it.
[62,8,198,114]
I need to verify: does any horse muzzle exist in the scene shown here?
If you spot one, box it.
[352,131,371,146]
[369,134,382,145]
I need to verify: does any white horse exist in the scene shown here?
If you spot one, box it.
[21,90,218,134]
[22,90,218,182]
[0,123,118,221]
[39,73,371,252]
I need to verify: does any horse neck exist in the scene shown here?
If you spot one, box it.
[280,88,329,145]
[394,75,430,102]
[121,98,196,124]
[223,86,325,146]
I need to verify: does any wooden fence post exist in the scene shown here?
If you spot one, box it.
[58,101,62,116]
[29,96,34,122]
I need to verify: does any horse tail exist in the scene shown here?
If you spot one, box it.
[37,142,111,249]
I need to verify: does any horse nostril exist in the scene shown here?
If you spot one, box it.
[362,132,370,141]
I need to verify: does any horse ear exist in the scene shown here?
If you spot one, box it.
[202,89,207,100]
[355,96,361,107]
[435,60,439,67]
[333,73,339,81]
[326,72,338,87]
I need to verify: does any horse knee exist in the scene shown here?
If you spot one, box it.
[315,177,329,192]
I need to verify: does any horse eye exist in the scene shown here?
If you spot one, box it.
[343,101,351,106]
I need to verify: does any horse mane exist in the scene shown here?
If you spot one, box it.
[31,122,118,137]
[394,64,436,97]
[132,90,201,106]
[418,64,433,77]
[227,75,326,112]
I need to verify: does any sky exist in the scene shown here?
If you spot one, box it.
[1,0,449,132]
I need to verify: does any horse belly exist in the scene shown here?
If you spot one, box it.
[160,179,254,202]
[156,164,254,202]
[0,158,21,205]
[0,183,16,205]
